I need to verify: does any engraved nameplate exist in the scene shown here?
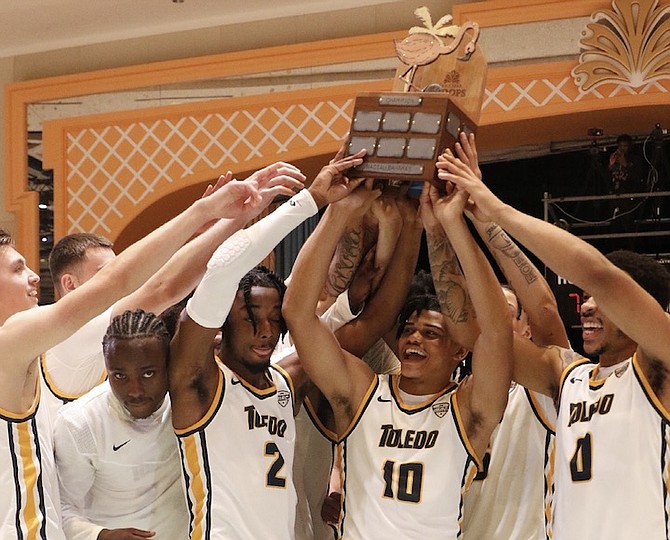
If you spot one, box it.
[357,162,424,175]
[378,95,423,107]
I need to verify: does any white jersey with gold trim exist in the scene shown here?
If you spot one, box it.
[40,308,111,418]
[462,383,556,540]
[293,398,338,540]
[0,380,65,540]
[176,362,297,540]
[339,374,480,539]
[553,355,670,539]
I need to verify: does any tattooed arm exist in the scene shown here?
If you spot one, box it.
[318,217,369,315]
[420,184,479,350]
[449,132,569,348]
[473,221,569,348]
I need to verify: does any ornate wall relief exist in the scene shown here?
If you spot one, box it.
[573,0,670,91]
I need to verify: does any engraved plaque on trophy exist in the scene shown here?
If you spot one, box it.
[345,92,476,182]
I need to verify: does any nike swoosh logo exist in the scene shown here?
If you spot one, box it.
[377,396,391,403]
[570,377,583,383]
[231,378,242,385]
[112,440,130,452]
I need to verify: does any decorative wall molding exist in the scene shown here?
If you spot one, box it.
[42,82,389,242]
[572,0,670,91]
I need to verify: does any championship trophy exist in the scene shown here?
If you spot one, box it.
[346,7,487,187]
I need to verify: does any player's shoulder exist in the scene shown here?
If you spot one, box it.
[57,381,110,421]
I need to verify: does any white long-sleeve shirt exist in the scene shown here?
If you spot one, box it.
[54,381,188,540]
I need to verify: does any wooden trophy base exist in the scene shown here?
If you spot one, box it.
[345,92,477,183]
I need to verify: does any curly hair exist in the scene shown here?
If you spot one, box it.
[606,250,670,310]
[396,293,443,339]
[226,265,287,336]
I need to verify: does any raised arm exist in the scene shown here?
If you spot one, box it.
[283,182,381,435]
[0,176,278,412]
[335,195,422,358]
[319,215,368,315]
[429,184,513,457]
[420,183,479,350]
[114,166,304,318]
[450,133,569,348]
[367,194,404,292]
[440,132,670,368]
[169,153,368,429]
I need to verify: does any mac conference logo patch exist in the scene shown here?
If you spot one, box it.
[432,400,450,418]
[277,390,291,407]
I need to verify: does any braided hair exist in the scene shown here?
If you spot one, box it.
[227,265,287,336]
[102,309,171,357]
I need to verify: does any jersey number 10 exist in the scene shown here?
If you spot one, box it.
[382,460,424,503]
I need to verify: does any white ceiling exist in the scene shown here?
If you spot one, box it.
[0,0,399,58]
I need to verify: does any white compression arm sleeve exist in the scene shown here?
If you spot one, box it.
[186,188,318,328]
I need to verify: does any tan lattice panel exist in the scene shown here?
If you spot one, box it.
[482,60,670,123]
[45,81,390,242]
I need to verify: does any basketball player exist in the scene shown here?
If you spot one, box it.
[168,152,368,539]
[432,133,565,539]
[440,131,670,539]
[41,164,305,415]
[54,309,188,540]
[295,192,424,539]
[0,175,271,539]
[283,178,513,537]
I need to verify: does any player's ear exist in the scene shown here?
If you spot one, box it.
[60,273,78,294]
[452,346,468,362]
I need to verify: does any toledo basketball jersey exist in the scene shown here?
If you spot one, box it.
[339,374,481,539]
[1,378,65,540]
[176,362,297,540]
[39,352,107,419]
[462,383,556,540]
[39,310,111,417]
[293,397,338,540]
[553,355,670,539]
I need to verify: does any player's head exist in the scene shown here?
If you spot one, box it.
[49,233,115,297]
[102,309,171,419]
[0,230,40,324]
[220,265,286,375]
[581,250,670,359]
[396,294,467,391]
[502,284,531,339]
[407,269,437,298]
[607,250,670,310]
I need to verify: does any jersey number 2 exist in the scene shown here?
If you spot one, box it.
[569,433,592,482]
[265,441,286,488]
[382,460,423,503]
